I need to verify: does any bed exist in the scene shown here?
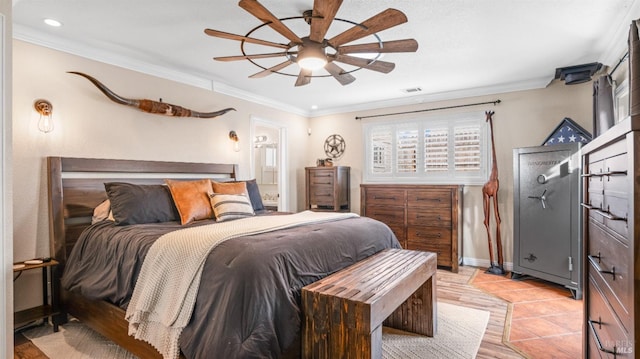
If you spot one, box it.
[47,157,400,358]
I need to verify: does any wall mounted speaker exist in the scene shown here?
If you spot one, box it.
[554,62,603,85]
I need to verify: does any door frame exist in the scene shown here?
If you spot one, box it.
[250,116,288,212]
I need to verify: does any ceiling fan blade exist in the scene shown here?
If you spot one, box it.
[204,29,290,49]
[333,54,395,73]
[309,0,343,43]
[214,52,289,62]
[295,68,312,86]
[324,62,355,85]
[249,60,294,78]
[328,8,408,48]
[338,39,418,54]
[239,0,303,44]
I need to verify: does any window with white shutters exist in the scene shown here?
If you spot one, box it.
[363,112,488,185]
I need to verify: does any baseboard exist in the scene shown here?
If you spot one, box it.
[461,257,513,272]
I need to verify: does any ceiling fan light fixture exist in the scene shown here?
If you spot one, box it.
[298,56,327,70]
[297,45,327,71]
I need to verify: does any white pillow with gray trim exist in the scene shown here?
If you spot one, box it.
[209,193,255,222]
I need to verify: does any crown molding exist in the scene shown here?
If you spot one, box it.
[308,77,552,118]
[13,25,311,117]
[212,83,310,117]
[600,0,640,68]
[11,24,561,119]
[13,24,214,90]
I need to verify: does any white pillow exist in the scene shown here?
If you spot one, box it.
[209,193,255,222]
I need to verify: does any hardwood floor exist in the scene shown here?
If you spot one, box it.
[15,265,576,358]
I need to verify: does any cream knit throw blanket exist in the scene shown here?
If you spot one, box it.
[125,210,358,359]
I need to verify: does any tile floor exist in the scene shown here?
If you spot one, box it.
[471,270,583,359]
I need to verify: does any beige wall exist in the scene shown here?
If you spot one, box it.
[12,40,310,310]
[307,82,592,267]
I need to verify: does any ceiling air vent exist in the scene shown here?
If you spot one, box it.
[402,87,422,93]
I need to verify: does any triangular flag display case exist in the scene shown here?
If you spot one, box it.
[541,117,592,146]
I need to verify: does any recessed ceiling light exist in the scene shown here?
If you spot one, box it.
[44,18,62,27]
[311,105,318,110]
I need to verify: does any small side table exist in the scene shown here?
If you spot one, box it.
[13,259,61,332]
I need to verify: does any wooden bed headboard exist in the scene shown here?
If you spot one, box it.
[47,157,239,268]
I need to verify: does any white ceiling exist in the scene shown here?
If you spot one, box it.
[12,0,640,117]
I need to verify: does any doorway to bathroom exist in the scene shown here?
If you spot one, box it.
[251,117,287,212]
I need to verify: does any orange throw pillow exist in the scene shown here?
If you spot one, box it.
[165,179,214,225]
[211,181,248,196]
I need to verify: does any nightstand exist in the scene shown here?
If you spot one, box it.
[13,259,61,332]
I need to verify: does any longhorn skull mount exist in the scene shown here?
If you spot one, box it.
[68,71,235,119]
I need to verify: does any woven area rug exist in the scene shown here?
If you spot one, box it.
[24,302,488,359]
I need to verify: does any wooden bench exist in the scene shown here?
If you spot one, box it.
[301,248,437,359]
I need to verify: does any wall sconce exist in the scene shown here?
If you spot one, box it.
[34,99,54,133]
[229,130,240,152]
[254,135,268,143]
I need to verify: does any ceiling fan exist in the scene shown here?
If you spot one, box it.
[204,0,418,86]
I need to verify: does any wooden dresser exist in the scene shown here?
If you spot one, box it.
[360,184,462,272]
[305,166,350,212]
[581,116,638,358]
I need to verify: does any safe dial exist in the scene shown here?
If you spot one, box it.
[537,174,548,184]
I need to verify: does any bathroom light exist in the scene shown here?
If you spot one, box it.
[34,99,54,133]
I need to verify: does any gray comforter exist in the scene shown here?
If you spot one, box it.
[62,214,400,358]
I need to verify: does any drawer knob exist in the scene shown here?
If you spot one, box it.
[373,196,396,200]
[416,197,442,202]
[415,232,441,238]
[588,318,620,356]
[587,254,616,281]
[580,203,627,222]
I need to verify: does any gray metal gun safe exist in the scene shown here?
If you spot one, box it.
[512,143,582,299]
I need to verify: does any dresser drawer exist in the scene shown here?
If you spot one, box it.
[364,205,404,225]
[407,190,451,208]
[603,153,629,198]
[407,207,451,227]
[586,192,605,224]
[602,196,629,240]
[587,332,605,359]
[587,275,633,357]
[406,240,452,264]
[309,188,334,206]
[407,226,451,245]
[586,160,605,192]
[588,220,631,331]
[387,224,406,247]
[364,188,405,206]
[308,170,335,186]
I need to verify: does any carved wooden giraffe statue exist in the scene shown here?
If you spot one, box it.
[482,111,505,274]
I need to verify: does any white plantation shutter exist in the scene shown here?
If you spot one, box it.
[454,125,482,171]
[370,128,392,174]
[424,127,449,172]
[397,128,419,173]
[363,112,488,184]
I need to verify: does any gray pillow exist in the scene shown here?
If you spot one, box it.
[243,179,265,211]
[104,182,179,225]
